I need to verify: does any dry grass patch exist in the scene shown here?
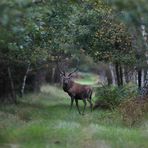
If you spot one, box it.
[119,96,148,126]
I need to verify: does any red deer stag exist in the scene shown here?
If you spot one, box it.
[57,60,93,115]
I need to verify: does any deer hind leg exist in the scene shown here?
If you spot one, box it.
[87,99,93,112]
[82,99,87,115]
[75,99,81,115]
[70,98,74,110]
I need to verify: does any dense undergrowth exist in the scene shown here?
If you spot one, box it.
[0,85,147,148]
[94,83,138,109]
[94,83,148,127]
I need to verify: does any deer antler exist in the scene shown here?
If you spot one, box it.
[68,58,79,76]
[57,57,65,76]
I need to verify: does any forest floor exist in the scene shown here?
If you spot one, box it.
[0,74,148,148]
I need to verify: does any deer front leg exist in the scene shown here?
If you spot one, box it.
[70,98,74,110]
[75,99,81,114]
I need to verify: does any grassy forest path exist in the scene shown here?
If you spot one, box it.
[0,74,148,148]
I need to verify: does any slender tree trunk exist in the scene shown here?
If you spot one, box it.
[141,69,144,87]
[106,65,112,86]
[115,62,120,86]
[124,67,130,83]
[119,65,123,86]
[21,63,31,97]
[134,71,138,85]
[138,69,142,89]
[122,66,126,84]
[7,67,17,104]
[144,69,147,80]
[51,67,55,83]
[109,63,116,85]
[141,18,148,87]
[140,19,147,47]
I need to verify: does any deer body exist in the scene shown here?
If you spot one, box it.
[57,59,93,115]
[63,80,92,100]
[62,75,93,115]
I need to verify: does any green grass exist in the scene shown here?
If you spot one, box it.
[0,85,148,148]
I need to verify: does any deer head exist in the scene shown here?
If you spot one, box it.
[57,58,79,86]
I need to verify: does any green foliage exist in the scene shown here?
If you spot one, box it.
[0,0,137,65]
[68,1,136,65]
[108,0,148,68]
[0,0,49,65]
[90,21,135,64]
[95,83,138,108]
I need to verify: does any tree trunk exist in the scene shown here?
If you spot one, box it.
[141,69,144,87]
[106,65,113,86]
[122,67,126,84]
[119,65,123,86]
[144,69,148,80]
[115,62,120,86]
[141,18,148,87]
[7,67,17,104]
[124,67,130,83]
[140,20,147,47]
[109,63,116,85]
[21,63,31,97]
[51,67,56,83]
[138,69,142,89]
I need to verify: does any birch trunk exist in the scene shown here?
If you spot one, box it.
[141,18,147,85]
[21,63,31,97]
[141,69,144,87]
[109,63,116,85]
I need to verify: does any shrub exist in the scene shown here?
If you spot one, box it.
[119,96,148,126]
[94,83,138,109]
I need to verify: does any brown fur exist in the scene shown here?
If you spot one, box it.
[62,76,93,115]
